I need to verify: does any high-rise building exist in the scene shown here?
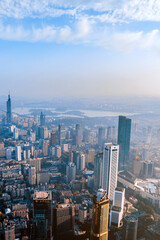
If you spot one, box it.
[90,189,109,240]
[16,145,21,161]
[6,94,12,124]
[42,140,49,156]
[55,145,61,158]
[76,153,85,171]
[107,126,116,142]
[98,127,106,148]
[118,116,131,171]
[40,112,45,126]
[102,143,119,201]
[53,203,75,240]
[122,215,138,240]
[94,152,103,189]
[13,127,19,140]
[76,123,83,146]
[51,132,57,146]
[66,162,76,183]
[33,191,53,240]
[28,166,36,185]
[86,149,95,164]
[58,124,66,145]
[110,187,125,228]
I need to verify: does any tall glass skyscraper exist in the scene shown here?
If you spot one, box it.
[6,94,11,124]
[118,116,131,171]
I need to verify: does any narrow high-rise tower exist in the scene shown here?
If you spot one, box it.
[40,112,45,126]
[118,116,131,171]
[102,143,119,201]
[6,93,11,124]
[90,189,109,240]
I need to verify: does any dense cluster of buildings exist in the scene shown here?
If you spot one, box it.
[0,95,159,240]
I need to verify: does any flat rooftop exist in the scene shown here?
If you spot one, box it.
[33,191,52,200]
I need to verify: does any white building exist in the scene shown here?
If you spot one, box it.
[28,166,36,185]
[13,128,19,140]
[102,143,119,201]
[6,148,12,159]
[56,145,61,158]
[16,145,21,161]
[110,187,125,227]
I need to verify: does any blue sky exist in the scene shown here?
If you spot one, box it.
[1,0,160,98]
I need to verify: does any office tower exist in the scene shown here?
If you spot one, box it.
[23,145,31,159]
[122,215,138,240]
[6,93,12,124]
[53,203,75,239]
[66,162,76,183]
[13,127,19,140]
[76,123,83,145]
[90,189,109,240]
[55,145,61,158]
[110,187,125,228]
[28,166,36,185]
[0,141,4,149]
[87,149,95,164]
[51,132,57,145]
[102,143,119,201]
[40,126,48,139]
[58,124,66,145]
[98,127,106,147]
[107,126,116,142]
[142,160,154,178]
[40,112,45,126]
[33,191,53,240]
[42,140,49,156]
[94,152,103,189]
[16,145,21,161]
[118,116,131,171]
[76,153,85,171]
[83,128,90,143]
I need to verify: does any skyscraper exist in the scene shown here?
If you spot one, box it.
[58,124,66,145]
[94,152,103,189]
[122,215,138,240]
[98,127,106,148]
[6,94,11,124]
[110,187,125,228]
[90,189,109,240]
[28,166,36,185]
[75,123,83,145]
[102,143,119,201]
[16,145,21,161]
[118,116,131,171]
[33,191,53,240]
[40,112,45,126]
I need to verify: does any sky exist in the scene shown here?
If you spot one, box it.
[1,0,160,98]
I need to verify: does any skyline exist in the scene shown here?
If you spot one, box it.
[1,0,160,98]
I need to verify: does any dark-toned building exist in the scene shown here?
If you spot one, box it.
[58,124,66,145]
[94,152,103,190]
[40,112,45,126]
[51,132,57,146]
[122,215,138,240]
[32,191,53,240]
[118,116,131,171]
[6,94,11,124]
[53,203,75,240]
[90,189,109,240]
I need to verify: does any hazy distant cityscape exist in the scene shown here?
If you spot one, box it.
[0,94,159,240]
